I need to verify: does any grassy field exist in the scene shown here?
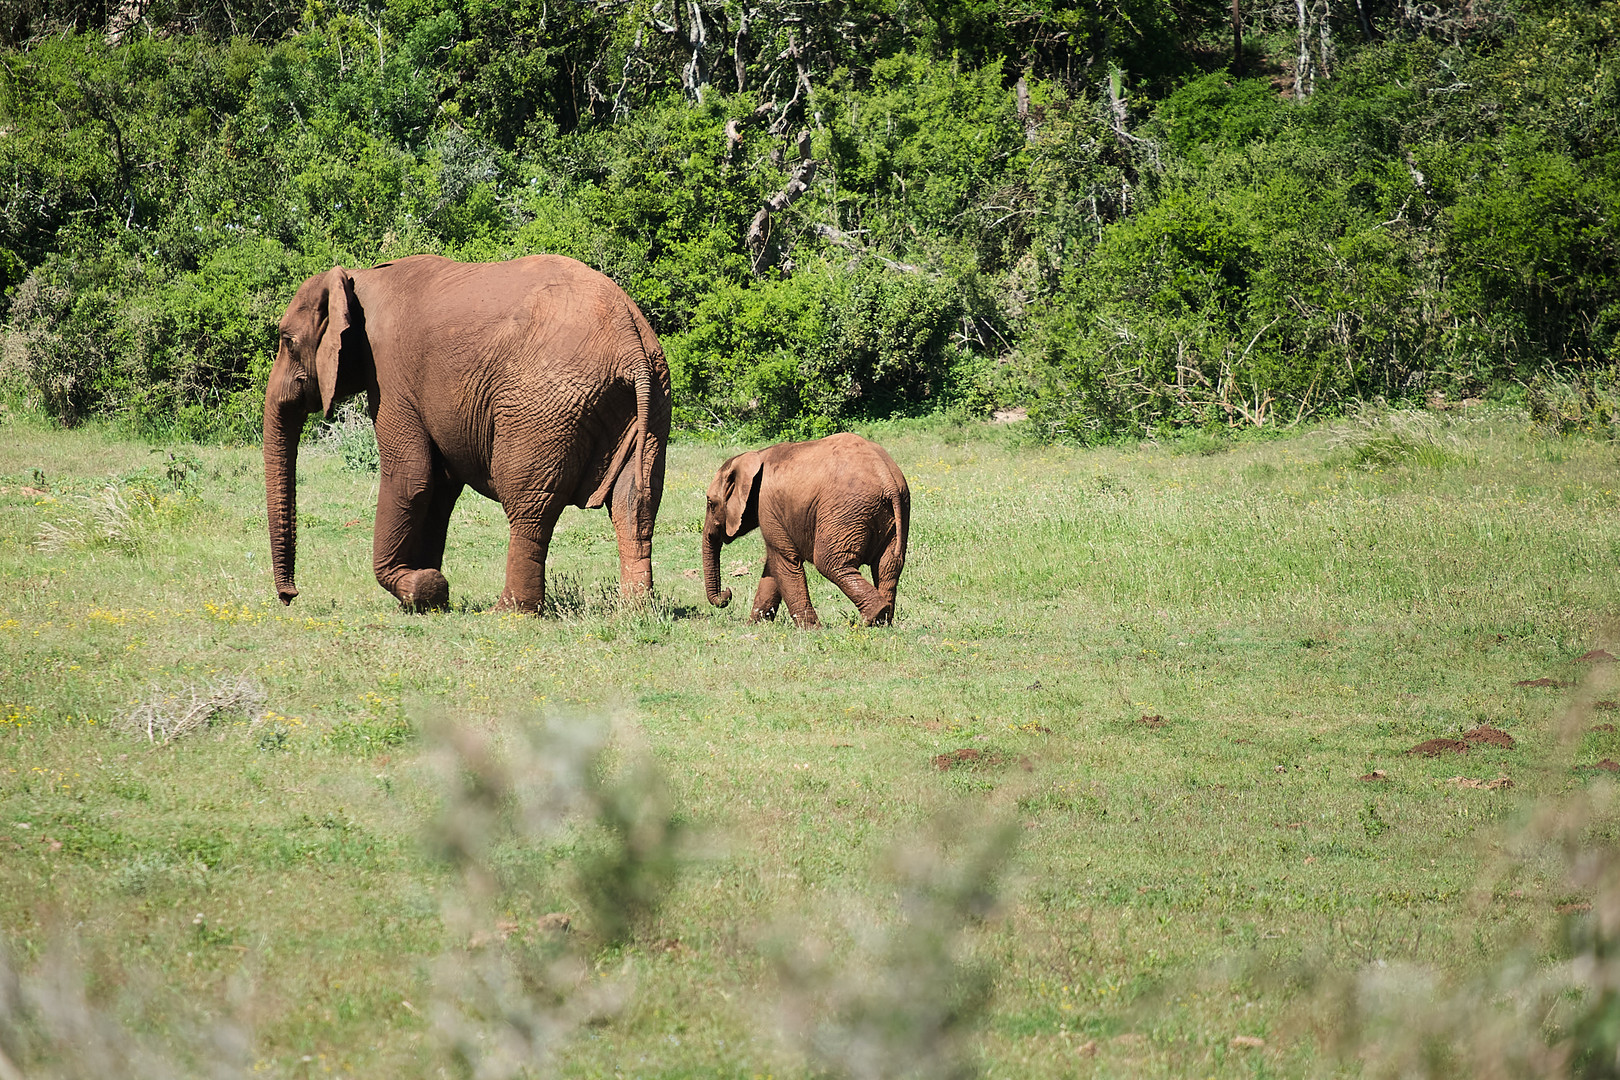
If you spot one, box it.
[2,404,1619,1077]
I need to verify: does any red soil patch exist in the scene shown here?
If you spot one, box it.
[1409,738,1469,756]
[1593,723,1617,733]
[1597,702,1620,712]
[1462,725,1516,749]
[1515,677,1572,688]
[1579,649,1617,663]
[933,748,1030,773]
[931,748,1031,772]
[1360,770,1389,782]
[1557,902,1593,914]
[1592,759,1620,773]
[933,748,985,770]
[1139,714,1166,728]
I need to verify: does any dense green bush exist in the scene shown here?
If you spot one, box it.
[667,259,965,436]
[1,0,1617,442]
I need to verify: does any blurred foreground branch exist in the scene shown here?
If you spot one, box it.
[426,713,682,1079]
[773,815,1019,1080]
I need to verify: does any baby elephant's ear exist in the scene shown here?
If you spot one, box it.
[724,452,764,538]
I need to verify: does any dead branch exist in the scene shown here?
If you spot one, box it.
[747,128,817,275]
[681,0,708,103]
[812,223,923,275]
[724,98,775,164]
[769,33,812,136]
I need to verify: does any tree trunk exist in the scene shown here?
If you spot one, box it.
[1294,0,1313,99]
[1231,0,1244,74]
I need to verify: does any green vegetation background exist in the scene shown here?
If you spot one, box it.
[3,0,1619,441]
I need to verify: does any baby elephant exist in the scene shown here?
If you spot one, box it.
[702,433,910,627]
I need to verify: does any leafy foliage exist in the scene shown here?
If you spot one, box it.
[0,0,1617,441]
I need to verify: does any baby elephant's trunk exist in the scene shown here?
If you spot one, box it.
[701,530,732,607]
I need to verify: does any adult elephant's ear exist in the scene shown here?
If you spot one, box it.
[724,452,763,538]
[314,266,355,419]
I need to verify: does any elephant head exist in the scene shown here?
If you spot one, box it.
[262,266,369,606]
[701,450,763,608]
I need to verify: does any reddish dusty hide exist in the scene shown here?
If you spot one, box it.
[701,433,909,628]
[263,254,670,613]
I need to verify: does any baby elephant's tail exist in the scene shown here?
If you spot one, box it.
[876,478,910,621]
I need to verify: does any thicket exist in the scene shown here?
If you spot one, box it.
[1,0,1617,441]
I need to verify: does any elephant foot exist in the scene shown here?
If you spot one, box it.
[860,603,894,627]
[398,569,450,613]
[494,591,541,615]
[788,610,821,629]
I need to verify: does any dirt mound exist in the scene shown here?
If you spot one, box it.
[1597,702,1620,712]
[1515,677,1572,688]
[1359,770,1389,782]
[1139,714,1166,728]
[933,748,991,770]
[1462,725,1515,749]
[1587,759,1620,773]
[1409,738,1469,756]
[1593,723,1617,733]
[1579,649,1617,663]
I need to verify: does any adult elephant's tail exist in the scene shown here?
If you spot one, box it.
[590,295,670,596]
[631,308,671,516]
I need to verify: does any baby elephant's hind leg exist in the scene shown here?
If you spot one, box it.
[824,563,891,626]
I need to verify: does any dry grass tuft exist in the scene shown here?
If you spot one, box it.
[1324,403,1467,470]
[35,486,140,554]
[118,677,267,744]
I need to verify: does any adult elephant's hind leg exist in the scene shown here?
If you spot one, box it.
[497,494,566,614]
[607,462,653,598]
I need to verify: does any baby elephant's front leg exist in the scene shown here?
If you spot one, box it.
[768,551,820,628]
[750,571,783,622]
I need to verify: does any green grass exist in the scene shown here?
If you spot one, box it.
[2,405,1619,1076]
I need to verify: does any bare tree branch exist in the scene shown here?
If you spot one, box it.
[747,128,816,275]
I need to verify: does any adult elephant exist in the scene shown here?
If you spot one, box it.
[263,254,670,613]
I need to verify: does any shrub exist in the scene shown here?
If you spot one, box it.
[666,260,965,438]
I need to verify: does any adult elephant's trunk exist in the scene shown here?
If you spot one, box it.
[702,529,731,607]
[264,398,306,605]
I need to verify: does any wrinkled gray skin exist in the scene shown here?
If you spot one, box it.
[702,433,909,627]
[264,254,670,613]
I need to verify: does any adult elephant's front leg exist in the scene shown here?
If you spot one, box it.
[374,466,451,612]
[496,496,566,613]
